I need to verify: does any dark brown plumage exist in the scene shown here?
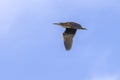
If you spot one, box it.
[54,22,87,51]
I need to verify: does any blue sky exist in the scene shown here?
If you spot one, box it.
[0,0,120,80]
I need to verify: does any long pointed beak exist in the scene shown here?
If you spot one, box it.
[53,23,61,25]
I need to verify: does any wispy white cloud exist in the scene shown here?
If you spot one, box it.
[89,49,120,80]
[91,74,120,80]
[53,0,119,9]
[0,0,25,36]
[0,0,119,36]
[0,0,54,36]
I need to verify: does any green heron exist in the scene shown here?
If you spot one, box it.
[54,22,87,51]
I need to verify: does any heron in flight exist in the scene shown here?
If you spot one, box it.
[54,22,87,51]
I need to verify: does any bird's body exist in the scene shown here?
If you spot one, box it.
[54,22,87,51]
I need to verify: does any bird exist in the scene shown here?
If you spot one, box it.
[54,22,87,51]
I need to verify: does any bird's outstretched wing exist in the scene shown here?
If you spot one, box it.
[63,28,76,50]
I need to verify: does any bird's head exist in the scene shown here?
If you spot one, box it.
[53,22,71,28]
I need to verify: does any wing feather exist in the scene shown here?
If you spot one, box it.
[63,28,76,50]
